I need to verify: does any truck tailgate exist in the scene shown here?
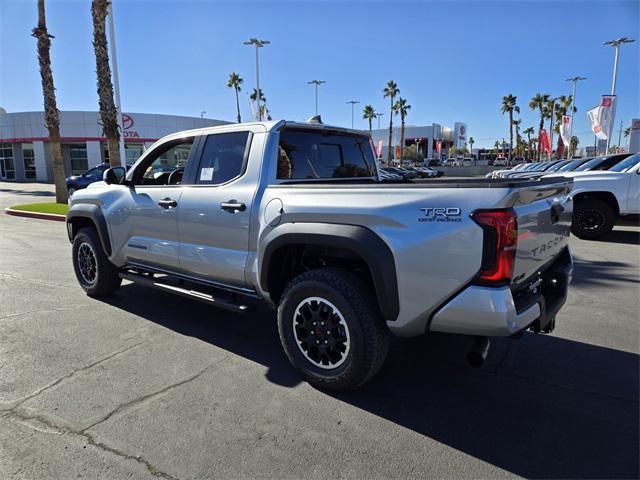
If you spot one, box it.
[510,177,573,288]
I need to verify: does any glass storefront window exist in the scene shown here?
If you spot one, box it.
[103,143,144,167]
[22,143,36,179]
[0,143,15,180]
[69,144,88,175]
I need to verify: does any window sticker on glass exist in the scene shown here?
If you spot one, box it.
[200,167,214,181]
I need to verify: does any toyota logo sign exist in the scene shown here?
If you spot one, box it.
[122,114,134,130]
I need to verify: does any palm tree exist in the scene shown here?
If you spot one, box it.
[362,105,376,133]
[383,80,399,163]
[227,72,243,123]
[250,88,271,121]
[529,93,550,132]
[392,97,410,165]
[529,93,550,160]
[570,136,579,157]
[523,126,534,160]
[500,94,519,161]
[91,0,121,167]
[468,136,475,153]
[32,0,67,203]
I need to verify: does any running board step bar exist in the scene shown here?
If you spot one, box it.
[119,271,250,314]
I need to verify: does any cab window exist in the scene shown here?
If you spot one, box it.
[195,131,251,185]
[132,139,194,186]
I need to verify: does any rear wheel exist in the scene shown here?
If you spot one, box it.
[572,199,615,240]
[277,268,390,391]
[72,227,121,296]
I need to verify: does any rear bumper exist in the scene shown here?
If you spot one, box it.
[429,247,572,337]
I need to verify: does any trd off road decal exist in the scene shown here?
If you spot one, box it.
[419,207,462,223]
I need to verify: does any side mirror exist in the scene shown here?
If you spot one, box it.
[103,166,126,185]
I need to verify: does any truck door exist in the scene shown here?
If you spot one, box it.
[177,130,256,287]
[109,137,196,270]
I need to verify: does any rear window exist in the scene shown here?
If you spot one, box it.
[278,129,375,180]
[608,153,640,172]
[575,157,605,171]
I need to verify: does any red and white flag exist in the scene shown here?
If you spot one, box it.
[588,95,617,140]
[560,115,572,147]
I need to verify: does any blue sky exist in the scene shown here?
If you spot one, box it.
[1,0,638,147]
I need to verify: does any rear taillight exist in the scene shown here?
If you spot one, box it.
[471,208,518,285]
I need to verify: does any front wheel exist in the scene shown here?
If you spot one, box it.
[572,199,615,240]
[277,268,390,391]
[72,227,121,296]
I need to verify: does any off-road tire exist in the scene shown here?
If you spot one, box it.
[277,268,390,390]
[72,226,121,297]
[572,199,615,240]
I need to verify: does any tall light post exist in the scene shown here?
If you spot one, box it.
[375,112,384,130]
[307,80,326,116]
[604,37,635,153]
[346,100,360,129]
[565,76,587,158]
[107,2,125,166]
[548,96,561,160]
[243,38,270,121]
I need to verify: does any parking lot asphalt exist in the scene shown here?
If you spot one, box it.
[0,182,638,479]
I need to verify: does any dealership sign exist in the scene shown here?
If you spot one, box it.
[122,114,140,138]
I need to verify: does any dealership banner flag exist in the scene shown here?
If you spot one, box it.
[560,115,572,147]
[588,95,617,140]
[539,128,551,153]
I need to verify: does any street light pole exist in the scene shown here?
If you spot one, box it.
[243,38,270,121]
[548,96,560,160]
[375,113,384,130]
[307,80,326,116]
[346,100,360,129]
[107,2,125,166]
[604,37,635,153]
[565,76,586,158]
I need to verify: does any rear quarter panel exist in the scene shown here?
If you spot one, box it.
[255,184,515,337]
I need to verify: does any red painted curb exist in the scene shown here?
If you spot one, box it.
[4,208,66,222]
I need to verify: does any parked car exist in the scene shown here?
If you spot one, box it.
[386,167,417,180]
[563,153,640,239]
[570,153,631,173]
[378,169,403,182]
[512,157,526,165]
[462,157,473,166]
[426,158,441,167]
[66,163,111,196]
[67,119,574,390]
[407,166,438,178]
[493,157,508,166]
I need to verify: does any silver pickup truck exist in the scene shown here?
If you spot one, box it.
[67,120,574,390]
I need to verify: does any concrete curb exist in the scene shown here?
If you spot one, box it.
[4,207,66,222]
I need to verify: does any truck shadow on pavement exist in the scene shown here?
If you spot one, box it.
[571,255,638,288]
[104,284,639,479]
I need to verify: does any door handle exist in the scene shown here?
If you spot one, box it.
[220,200,246,212]
[158,198,178,209]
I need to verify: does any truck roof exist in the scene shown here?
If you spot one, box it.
[158,120,370,143]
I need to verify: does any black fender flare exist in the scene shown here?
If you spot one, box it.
[259,223,399,320]
[66,204,112,256]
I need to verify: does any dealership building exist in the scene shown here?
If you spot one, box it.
[0,108,229,182]
[370,121,469,159]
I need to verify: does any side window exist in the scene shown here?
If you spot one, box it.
[85,167,101,179]
[196,131,250,185]
[277,129,375,180]
[132,139,194,186]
